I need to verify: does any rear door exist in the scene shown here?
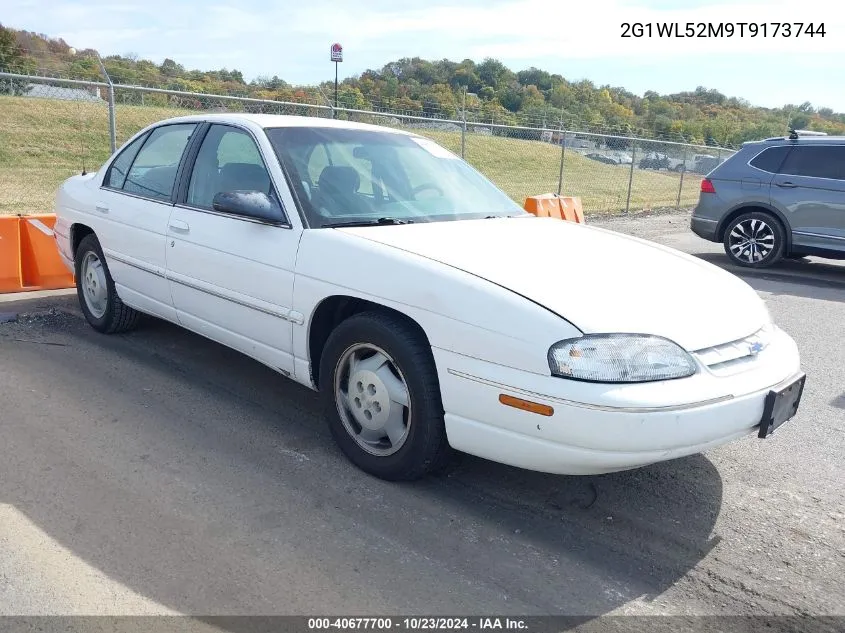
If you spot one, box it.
[743,144,790,195]
[771,145,845,252]
[97,122,198,320]
[165,122,301,376]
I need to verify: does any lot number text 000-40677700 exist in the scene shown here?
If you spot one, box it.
[621,22,826,38]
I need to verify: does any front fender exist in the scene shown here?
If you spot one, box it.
[292,229,581,377]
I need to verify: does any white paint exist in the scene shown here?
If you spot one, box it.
[52,113,803,476]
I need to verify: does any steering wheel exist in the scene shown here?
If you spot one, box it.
[412,182,444,198]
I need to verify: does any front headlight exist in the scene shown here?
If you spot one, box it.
[548,334,697,383]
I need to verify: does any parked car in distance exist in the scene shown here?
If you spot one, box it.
[690,154,727,175]
[691,132,845,267]
[639,152,669,170]
[584,152,619,165]
[638,152,685,171]
[610,151,633,165]
[54,114,805,481]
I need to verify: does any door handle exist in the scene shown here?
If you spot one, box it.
[776,181,797,188]
[95,205,109,213]
[169,219,190,232]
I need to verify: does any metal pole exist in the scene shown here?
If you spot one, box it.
[461,86,467,159]
[95,54,117,154]
[557,129,566,195]
[557,107,566,195]
[334,62,338,119]
[676,145,688,209]
[625,141,636,214]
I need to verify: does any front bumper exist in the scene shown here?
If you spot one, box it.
[434,327,802,475]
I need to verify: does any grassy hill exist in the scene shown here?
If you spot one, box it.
[0,94,705,215]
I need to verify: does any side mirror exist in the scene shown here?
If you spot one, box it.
[212,190,286,224]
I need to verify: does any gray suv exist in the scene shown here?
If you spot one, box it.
[690,133,845,268]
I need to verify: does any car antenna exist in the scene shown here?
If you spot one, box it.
[788,127,799,141]
[77,101,88,175]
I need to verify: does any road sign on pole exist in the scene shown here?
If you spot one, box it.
[330,43,343,119]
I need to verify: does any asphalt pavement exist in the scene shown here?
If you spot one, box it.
[0,210,843,624]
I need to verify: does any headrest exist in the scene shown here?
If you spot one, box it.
[318,165,360,195]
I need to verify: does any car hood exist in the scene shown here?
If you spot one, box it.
[337,216,769,351]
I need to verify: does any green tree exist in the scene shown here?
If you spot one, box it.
[159,58,184,77]
[0,23,28,71]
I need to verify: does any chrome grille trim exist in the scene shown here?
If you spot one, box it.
[692,325,772,371]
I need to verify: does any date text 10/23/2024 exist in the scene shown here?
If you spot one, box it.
[621,22,826,38]
[307,618,528,631]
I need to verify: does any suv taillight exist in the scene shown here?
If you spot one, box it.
[700,178,716,194]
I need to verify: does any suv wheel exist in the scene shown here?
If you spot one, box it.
[723,211,785,268]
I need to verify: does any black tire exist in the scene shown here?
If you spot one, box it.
[319,311,450,481]
[74,233,141,334]
[722,211,786,268]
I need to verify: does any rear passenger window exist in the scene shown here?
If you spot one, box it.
[105,133,148,189]
[749,146,791,174]
[122,124,197,201]
[778,146,845,180]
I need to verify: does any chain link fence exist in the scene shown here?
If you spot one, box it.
[0,71,736,216]
[0,74,112,214]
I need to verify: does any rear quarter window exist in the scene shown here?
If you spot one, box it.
[778,145,845,180]
[749,146,792,173]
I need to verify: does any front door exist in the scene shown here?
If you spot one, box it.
[165,123,301,375]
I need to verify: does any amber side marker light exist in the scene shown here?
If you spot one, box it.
[499,394,554,417]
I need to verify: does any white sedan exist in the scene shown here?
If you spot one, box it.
[53,114,806,481]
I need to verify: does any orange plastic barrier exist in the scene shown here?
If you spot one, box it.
[523,194,585,224]
[0,214,75,293]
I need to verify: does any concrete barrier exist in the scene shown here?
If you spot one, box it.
[0,214,75,293]
[523,194,585,224]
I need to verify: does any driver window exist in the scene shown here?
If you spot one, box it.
[187,125,273,211]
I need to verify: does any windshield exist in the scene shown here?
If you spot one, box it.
[264,126,528,227]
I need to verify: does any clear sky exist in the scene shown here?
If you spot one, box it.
[4,0,844,111]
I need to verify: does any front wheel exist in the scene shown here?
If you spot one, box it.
[319,311,450,481]
[723,211,786,268]
[74,234,141,333]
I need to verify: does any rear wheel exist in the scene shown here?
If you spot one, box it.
[319,311,450,481]
[74,234,141,333]
[723,211,785,268]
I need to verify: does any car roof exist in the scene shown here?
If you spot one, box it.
[149,112,417,135]
[748,135,845,145]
